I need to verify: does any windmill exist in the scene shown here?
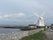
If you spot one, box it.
[34,12,45,28]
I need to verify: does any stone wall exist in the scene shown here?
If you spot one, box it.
[0,28,43,40]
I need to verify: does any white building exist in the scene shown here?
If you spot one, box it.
[29,24,37,28]
[36,17,45,28]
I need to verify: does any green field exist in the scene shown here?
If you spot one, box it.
[20,30,45,40]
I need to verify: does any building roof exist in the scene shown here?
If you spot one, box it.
[28,24,36,26]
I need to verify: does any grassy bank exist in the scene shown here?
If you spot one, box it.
[20,30,45,40]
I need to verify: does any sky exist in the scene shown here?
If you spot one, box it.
[0,0,53,26]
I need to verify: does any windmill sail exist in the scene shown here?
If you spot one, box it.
[34,13,39,17]
[34,12,45,27]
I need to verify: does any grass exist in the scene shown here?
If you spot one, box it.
[20,30,45,40]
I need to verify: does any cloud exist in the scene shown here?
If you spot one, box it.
[0,0,53,25]
[13,13,25,18]
[0,16,2,19]
[3,14,10,18]
[0,12,26,20]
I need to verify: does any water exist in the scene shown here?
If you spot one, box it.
[0,28,20,34]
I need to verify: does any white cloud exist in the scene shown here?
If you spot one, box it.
[15,13,25,17]
[8,13,25,18]
[0,13,26,20]
[2,14,10,18]
[0,16,2,19]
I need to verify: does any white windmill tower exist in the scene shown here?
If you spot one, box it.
[34,12,45,28]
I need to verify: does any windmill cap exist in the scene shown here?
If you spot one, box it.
[39,17,43,19]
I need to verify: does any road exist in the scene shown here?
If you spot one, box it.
[45,29,53,40]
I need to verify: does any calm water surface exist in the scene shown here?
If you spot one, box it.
[0,28,20,34]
